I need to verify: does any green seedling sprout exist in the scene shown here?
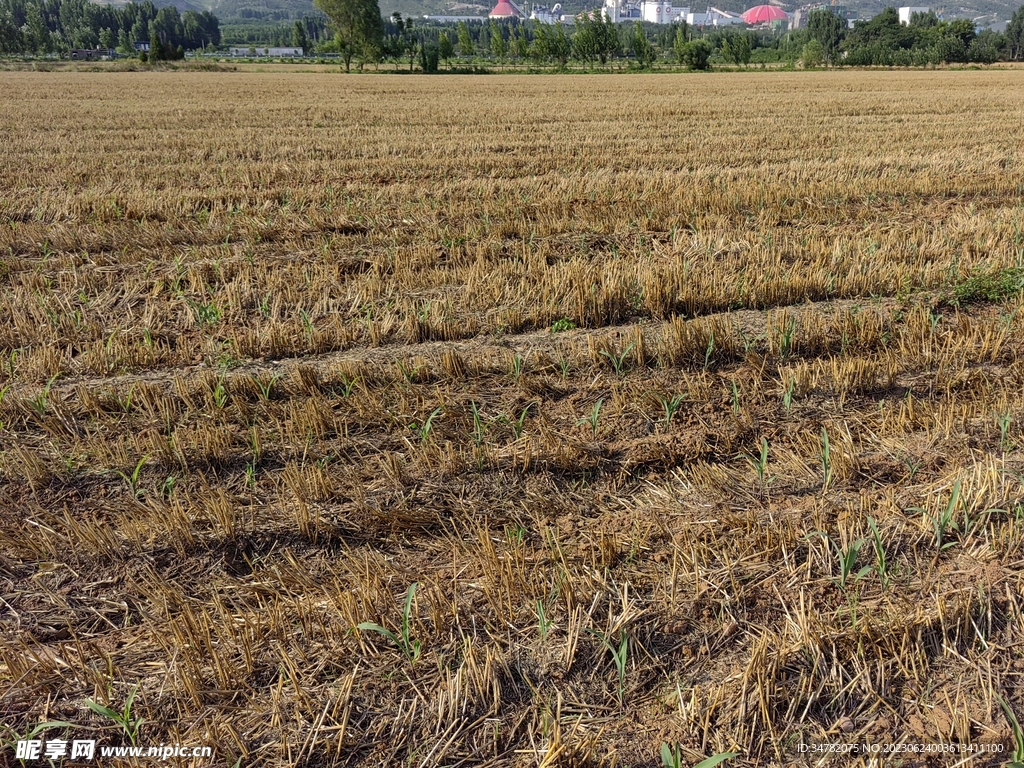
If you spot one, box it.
[85,684,144,746]
[577,398,604,439]
[356,582,422,662]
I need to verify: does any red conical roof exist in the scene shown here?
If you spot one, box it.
[489,0,520,16]
[741,4,788,22]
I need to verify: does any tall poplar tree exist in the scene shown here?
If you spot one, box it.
[315,0,384,71]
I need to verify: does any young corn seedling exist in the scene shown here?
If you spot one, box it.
[657,393,686,429]
[999,412,1013,451]
[160,475,176,499]
[356,583,422,663]
[820,426,832,492]
[600,342,635,376]
[337,375,358,398]
[117,456,149,499]
[299,307,314,339]
[409,407,442,443]
[730,380,740,416]
[115,385,135,414]
[661,745,739,768]
[782,378,795,412]
[578,399,604,439]
[255,373,281,401]
[694,753,739,768]
[510,353,525,380]
[188,299,221,326]
[511,403,533,438]
[997,693,1024,768]
[777,315,796,360]
[86,685,144,746]
[588,628,629,706]
[27,374,59,416]
[909,480,961,552]
[866,517,889,589]
[660,743,684,768]
[742,438,771,495]
[470,401,485,446]
[212,378,228,409]
[537,599,553,641]
[703,331,715,370]
[807,532,870,590]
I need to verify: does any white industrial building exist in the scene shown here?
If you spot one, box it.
[602,0,691,24]
[529,3,565,23]
[687,6,744,24]
[898,6,930,24]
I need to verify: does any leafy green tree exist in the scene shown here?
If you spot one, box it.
[292,20,307,51]
[807,8,845,65]
[733,32,751,65]
[673,24,688,63]
[908,9,938,28]
[149,29,162,60]
[1009,5,1024,60]
[490,18,506,66]
[457,19,474,57]
[25,3,52,54]
[438,30,453,68]
[572,14,598,64]
[679,37,711,69]
[314,0,384,72]
[530,22,550,62]
[843,8,913,64]
[419,41,439,71]
[802,37,824,66]
[630,20,654,68]
[968,28,1003,63]
[512,26,528,65]
[550,22,570,66]
[392,13,417,71]
[596,13,620,64]
[0,12,19,54]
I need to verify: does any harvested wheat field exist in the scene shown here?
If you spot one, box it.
[2,69,1024,767]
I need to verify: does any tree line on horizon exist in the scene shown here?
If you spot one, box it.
[0,0,1021,67]
[311,0,1024,72]
[0,0,220,56]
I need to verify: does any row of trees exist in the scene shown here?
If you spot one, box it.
[310,0,1024,72]
[220,16,330,47]
[2,0,1021,67]
[317,8,717,72]
[799,6,1022,66]
[0,0,220,55]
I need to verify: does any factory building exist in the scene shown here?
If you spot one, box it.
[686,6,744,24]
[529,3,565,23]
[602,0,691,24]
[489,0,525,17]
